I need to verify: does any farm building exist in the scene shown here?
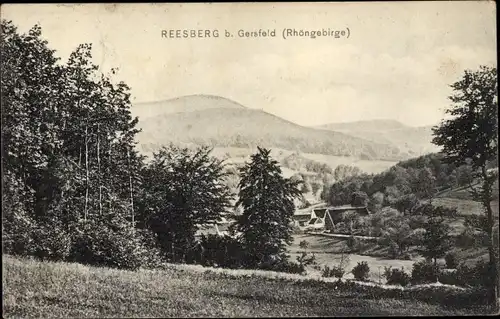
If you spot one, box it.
[195,220,235,238]
[322,205,370,232]
[304,208,328,230]
[292,213,312,226]
[293,202,328,226]
[301,205,370,232]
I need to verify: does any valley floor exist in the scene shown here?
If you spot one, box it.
[288,234,489,282]
[2,255,491,318]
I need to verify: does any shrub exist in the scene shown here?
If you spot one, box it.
[411,260,440,284]
[455,230,477,248]
[270,260,305,274]
[384,266,411,286]
[437,269,461,286]
[346,236,360,252]
[454,259,493,288]
[445,252,459,269]
[199,234,245,269]
[30,221,72,262]
[352,261,370,281]
[299,240,309,250]
[4,214,72,262]
[69,220,154,271]
[135,228,165,268]
[334,222,350,235]
[296,251,317,267]
[322,265,345,278]
[2,207,38,257]
[386,240,400,259]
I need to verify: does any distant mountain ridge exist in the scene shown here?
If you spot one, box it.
[131,95,413,161]
[315,119,440,156]
[316,119,410,132]
[133,94,247,119]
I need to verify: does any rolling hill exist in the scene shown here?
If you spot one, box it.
[133,94,247,119]
[315,120,441,156]
[132,95,409,161]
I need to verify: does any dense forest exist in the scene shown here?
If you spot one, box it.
[1,21,304,272]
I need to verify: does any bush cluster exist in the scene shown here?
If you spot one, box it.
[384,266,411,286]
[351,261,370,281]
[322,265,345,278]
[438,260,493,288]
[445,252,459,269]
[68,221,163,270]
[411,260,440,285]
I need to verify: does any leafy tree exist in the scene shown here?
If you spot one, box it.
[334,164,361,182]
[432,65,498,305]
[342,210,361,235]
[302,181,312,194]
[412,167,437,202]
[1,21,66,222]
[379,211,416,258]
[299,240,310,251]
[418,206,453,266]
[392,194,419,216]
[139,145,233,262]
[1,20,155,268]
[289,173,304,184]
[368,192,384,213]
[236,147,302,268]
[296,240,316,267]
[351,191,369,207]
[384,185,402,206]
[455,164,475,187]
[310,182,321,196]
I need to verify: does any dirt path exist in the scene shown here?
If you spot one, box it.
[307,232,378,240]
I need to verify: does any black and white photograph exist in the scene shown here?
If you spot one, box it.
[1,2,498,317]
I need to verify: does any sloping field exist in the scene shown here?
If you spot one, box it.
[2,255,487,317]
[432,197,499,218]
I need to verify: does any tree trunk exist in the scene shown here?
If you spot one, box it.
[84,124,89,221]
[108,142,113,212]
[481,166,499,308]
[127,148,134,231]
[97,123,102,215]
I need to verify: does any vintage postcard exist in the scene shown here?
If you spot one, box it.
[1,2,498,317]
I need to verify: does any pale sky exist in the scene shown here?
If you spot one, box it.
[2,2,497,127]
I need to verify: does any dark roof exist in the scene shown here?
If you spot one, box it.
[293,214,312,221]
[327,205,368,211]
[313,208,327,218]
[308,218,318,225]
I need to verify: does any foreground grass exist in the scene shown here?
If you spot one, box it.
[2,255,492,318]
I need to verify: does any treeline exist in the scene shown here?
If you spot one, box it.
[282,152,333,175]
[321,152,481,212]
[1,21,303,273]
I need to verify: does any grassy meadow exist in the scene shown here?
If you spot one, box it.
[2,255,491,318]
[289,233,489,277]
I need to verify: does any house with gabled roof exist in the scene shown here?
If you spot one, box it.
[195,219,237,238]
[303,205,370,232]
[293,202,327,227]
[322,205,370,232]
[304,206,329,230]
